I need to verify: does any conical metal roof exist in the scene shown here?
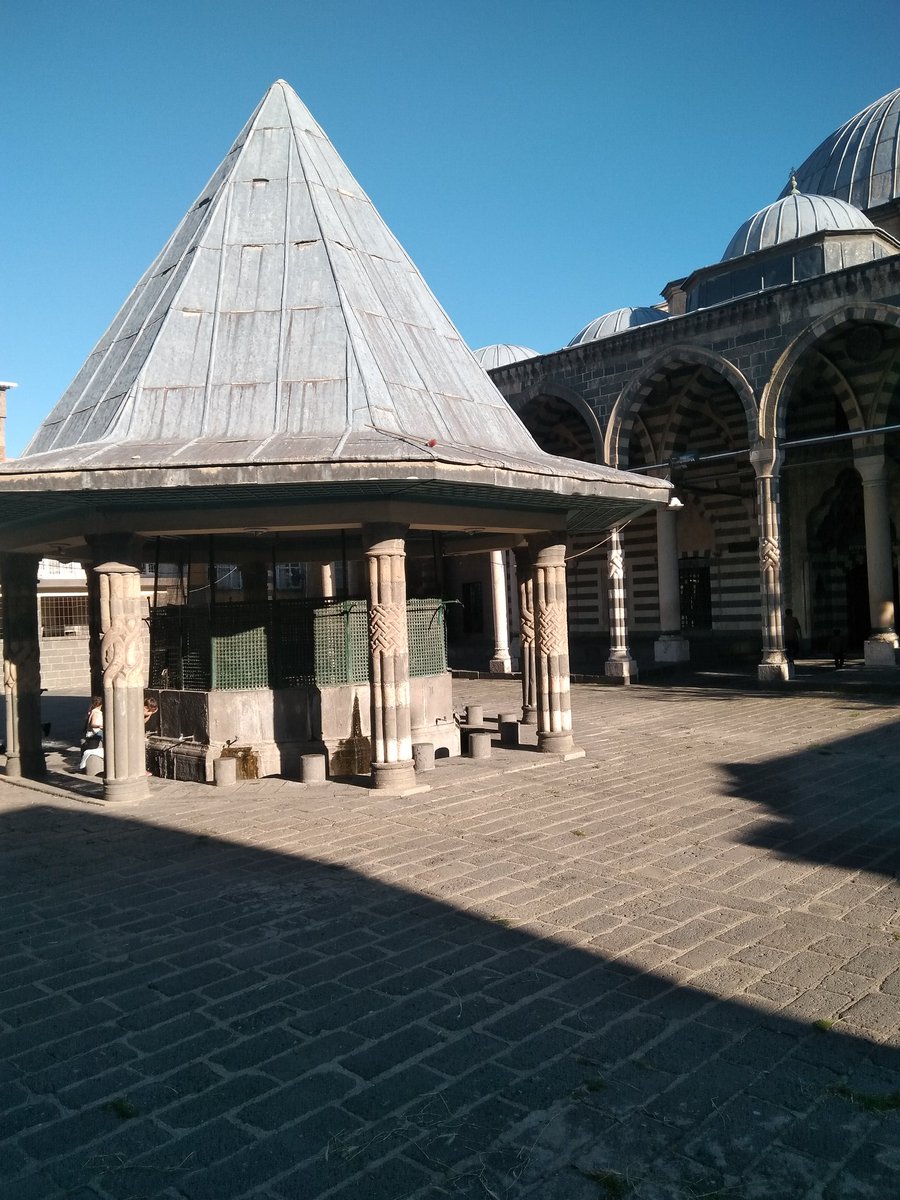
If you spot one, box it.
[1,81,669,544]
[20,82,550,474]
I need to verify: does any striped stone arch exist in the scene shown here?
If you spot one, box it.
[604,346,758,468]
[760,303,900,442]
[515,381,605,463]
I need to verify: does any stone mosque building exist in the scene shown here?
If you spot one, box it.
[472,85,900,681]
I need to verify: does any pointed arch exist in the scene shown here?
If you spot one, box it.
[514,380,605,463]
[604,346,757,467]
[759,303,900,441]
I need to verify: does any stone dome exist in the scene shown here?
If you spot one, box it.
[783,87,900,212]
[472,344,539,369]
[722,191,874,261]
[568,307,667,346]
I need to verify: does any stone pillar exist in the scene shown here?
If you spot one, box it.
[1,553,45,779]
[514,546,536,724]
[856,452,898,667]
[488,551,512,673]
[242,562,269,602]
[528,535,582,756]
[605,527,638,683]
[347,559,365,596]
[363,523,417,791]
[752,444,792,682]
[96,560,149,800]
[86,560,104,697]
[654,503,690,664]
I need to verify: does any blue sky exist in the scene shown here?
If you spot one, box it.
[3,0,899,456]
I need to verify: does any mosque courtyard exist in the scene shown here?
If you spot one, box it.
[1,674,898,1199]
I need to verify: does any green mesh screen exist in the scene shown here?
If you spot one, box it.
[408,598,447,677]
[211,603,270,689]
[314,601,369,686]
[149,597,447,690]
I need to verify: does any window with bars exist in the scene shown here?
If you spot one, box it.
[679,564,712,630]
[39,595,90,637]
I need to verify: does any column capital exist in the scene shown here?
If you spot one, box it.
[749,441,781,479]
[525,532,567,565]
[362,522,409,555]
[854,452,888,486]
[86,533,143,568]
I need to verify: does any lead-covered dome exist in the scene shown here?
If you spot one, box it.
[783,87,900,212]
[568,307,667,346]
[722,191,874,261]
[472,344,539,369]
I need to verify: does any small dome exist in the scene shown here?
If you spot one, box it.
[723,191,874,261]
[784,87,900,212]
[568,307,667,346]
[472,344,539,369]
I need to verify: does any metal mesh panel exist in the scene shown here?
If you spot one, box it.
[408,598,447,677]
[148,608,212,689]
[315,601,369,686]
[272,599,317,687]
[212,603,270,689]
[149,597,448,690]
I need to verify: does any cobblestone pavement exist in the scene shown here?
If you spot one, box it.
[2,677,900,1200]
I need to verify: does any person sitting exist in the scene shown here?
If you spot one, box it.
[79,697,104,774]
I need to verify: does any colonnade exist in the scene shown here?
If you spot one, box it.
[481,437,898,687]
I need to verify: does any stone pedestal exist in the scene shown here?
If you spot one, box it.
[528,535,582,756]
[864,634,898,667]
[96,559,150,801]
[605,528,638,684]
[1,553,45,779]
[364,524,418,792]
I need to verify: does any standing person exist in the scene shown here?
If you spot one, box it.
[827,627,846,670]
[784,608,802,661]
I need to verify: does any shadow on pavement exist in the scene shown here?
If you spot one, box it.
[723,717,900,881]
[0,801,898,1199]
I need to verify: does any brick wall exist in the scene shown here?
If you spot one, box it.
[39,626,152,692]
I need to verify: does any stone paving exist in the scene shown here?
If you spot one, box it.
[1,675,900,1199]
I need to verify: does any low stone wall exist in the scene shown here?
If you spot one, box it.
[39,635,90,691]
[39,627,153,692]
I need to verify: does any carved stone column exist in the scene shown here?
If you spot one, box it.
[363,524,417,791]
[527,535,583,757]
[2,553,45,779]
[488,551,512,674]
[752,443,792,682]
[605,527,638,683]
[856,451,898,666]
[514,546,536,724]
[96,560,149,800]
[654,502,690,664]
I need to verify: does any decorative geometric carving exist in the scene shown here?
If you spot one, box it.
[608,547,625,581]
[537,600,566,658]
[760,536,781,573]
[519,604,535,646]
[369,601,406,655]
